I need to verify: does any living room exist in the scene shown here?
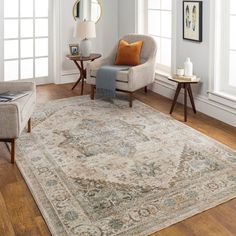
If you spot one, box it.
[0,0,236,235]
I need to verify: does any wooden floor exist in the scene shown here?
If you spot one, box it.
[0,83,235,236]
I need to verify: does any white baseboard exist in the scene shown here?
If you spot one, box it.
[150,77,236,127]
[57,70,80,84]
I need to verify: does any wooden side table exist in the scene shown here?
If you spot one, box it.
[66,53,101,95]
[168,76,200,122]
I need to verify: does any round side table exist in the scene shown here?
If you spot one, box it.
[168,76,201,122]
[66,53,102,95]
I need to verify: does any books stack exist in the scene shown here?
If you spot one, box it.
[173,74,198,82]
[0,91,30,103]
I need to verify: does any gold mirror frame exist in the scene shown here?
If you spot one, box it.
[73,0,102,23]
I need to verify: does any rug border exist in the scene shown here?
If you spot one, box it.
[16,161,62,236]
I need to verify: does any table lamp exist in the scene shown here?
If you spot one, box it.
[73,20,96,57]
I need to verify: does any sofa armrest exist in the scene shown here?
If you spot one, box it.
[0,103,20,139]
[0,81,36,94]
[128,59,156,91]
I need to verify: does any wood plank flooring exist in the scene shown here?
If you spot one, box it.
[0,83,235,236]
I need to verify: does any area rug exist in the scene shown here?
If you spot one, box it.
[16,96,236,236]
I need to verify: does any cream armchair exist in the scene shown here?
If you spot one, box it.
[86,34,157,107]
[0,82,36,163]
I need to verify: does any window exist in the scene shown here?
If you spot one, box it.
[147,0,172,73]
[1,0,49,82]
[211,0,236,98]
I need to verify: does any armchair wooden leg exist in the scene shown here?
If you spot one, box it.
[11,139,16,164]
[129,92,133,108]
[28,118,32,133]
[144,86,148,93]
[91,85,95,100]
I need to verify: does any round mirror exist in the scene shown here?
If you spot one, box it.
[73,0,102,23]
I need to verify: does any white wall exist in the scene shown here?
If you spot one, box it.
[118,0,136,38]
[176,0,210,97]
[117,0,236,126]
[55,0,118,83]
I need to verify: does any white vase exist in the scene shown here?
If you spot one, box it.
[184,58,193,76]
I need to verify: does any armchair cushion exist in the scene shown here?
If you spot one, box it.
[91,68,129,83]
[115,40,143,66]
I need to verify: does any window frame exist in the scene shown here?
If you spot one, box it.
[0,0,53,84]
[209,0,236,100]
[227,2,236,93]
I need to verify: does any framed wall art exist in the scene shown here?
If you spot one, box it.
[183,1,203,42]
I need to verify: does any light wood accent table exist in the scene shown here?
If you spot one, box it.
[168,75,200,122]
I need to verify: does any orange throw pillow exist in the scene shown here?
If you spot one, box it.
[115,40,143,66]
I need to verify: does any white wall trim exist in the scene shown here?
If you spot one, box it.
[60,74,78,84]
[208,0,236,103]
[59,69,79,84]
[151,75,236,127]
[53,0,62,84]
[58,69,79,84]
[48,0,54,84]
[134,0,138,33]
[61,69,79,76]
[0,0,3,82]
[171,0,177,74]
[208,0,217,93]
[208,92,236,109]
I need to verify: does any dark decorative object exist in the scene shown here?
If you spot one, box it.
[183,1,203,42]
[76,1,80,18]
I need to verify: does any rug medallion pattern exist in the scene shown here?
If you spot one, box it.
[17,96,236,236]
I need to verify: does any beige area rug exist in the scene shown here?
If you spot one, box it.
[16,96,236,236]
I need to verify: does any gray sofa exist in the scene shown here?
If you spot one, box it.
[0,82,36,163]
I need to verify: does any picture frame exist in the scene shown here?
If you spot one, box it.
[183,1,203,42]
[69,44,79,56]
